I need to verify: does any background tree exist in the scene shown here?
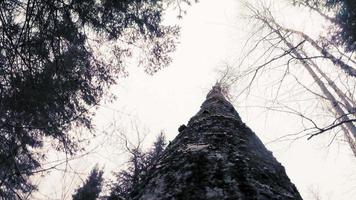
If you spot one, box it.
[72,165,104,200]
[220,0,355,156]
[293,0,356,52]
[0,0,192,198]
[107,132,167,200]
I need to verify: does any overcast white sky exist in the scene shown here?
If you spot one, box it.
[35,1,356,199]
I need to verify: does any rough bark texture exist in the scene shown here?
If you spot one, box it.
[132,85,302,200]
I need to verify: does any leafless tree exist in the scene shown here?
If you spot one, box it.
[220,1,356,156]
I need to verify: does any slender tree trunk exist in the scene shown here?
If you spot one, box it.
[280,26,356,77]
[298,49,356,113]
[258,17,356,139]
[288,40,356,138]
[326,106,356,157]
[341,124,356,157]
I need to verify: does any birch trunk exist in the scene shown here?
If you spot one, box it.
[298,49,356,113]
[258,17,356,139]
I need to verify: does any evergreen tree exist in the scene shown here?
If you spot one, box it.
[326,0,356,52]
[144,132,167,168]
[0,0,190,198]
[293,0,356,52]
[72,166,104,200]
[107,133,167,200]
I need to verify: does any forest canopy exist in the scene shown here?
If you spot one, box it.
[0,0,189,198]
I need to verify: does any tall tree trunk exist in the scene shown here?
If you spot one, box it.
[279,25,356,77]
[298,49,356,113]
[341,124,356,157]
[258,16,356,139]
[325,106,356,157]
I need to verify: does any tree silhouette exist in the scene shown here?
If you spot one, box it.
[107,132,167,200]
[72,166,104,200]
[324,0,356,52]
[293,0,356,52]
[0,0,188,198]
